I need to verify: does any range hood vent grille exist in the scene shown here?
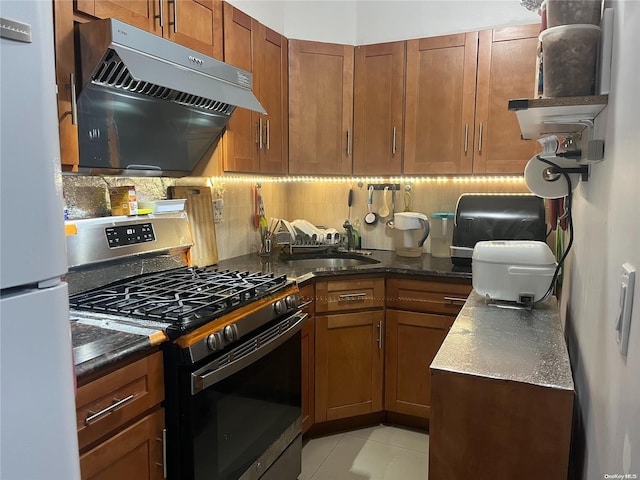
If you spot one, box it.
[173,93,234,115]
[91,50,233,114]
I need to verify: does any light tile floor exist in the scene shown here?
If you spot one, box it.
[299,425,429,480]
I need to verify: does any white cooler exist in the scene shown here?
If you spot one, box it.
[472,240,557,304]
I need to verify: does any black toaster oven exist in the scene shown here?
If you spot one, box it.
[450,194,547,265]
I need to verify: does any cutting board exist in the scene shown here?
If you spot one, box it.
[169,185,218,267]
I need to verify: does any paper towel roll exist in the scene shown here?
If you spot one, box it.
[524,156,580,199]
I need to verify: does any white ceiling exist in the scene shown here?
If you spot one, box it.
[226,0,540,44]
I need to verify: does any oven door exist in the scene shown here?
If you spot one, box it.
[170,310,306,480]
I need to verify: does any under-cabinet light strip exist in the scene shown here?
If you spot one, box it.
[207,175,525,184]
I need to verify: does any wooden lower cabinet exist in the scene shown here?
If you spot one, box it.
[79,408,165,480]
[385,310,453,419]
[76,351,165,480]
[306,275,471,432]
[315,310,384,422]
[384,277,472,419]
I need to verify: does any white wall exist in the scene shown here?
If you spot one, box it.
[226,0,539,45]
[562,1,640,477]
[355,0,539,44]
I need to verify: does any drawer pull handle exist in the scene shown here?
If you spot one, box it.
[444,296,467,304]
[338,293,367,301]
[85,394,134,425]
[155,429,167,478]
[464,123,469,153]
[68,73,78,126]
[377,320,383,350]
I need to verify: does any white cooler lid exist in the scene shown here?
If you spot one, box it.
[472,240,556,266]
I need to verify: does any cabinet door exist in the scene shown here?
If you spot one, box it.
[165,0,223,59]
[222,4,259,172]
[53,0,80,170]
[315,311,384,422]
[289,40,354,175]
[385,310,453,419]
[255,24,288,174]
[353,41,404,176]
[79,409,165,480]
[473,25,539,174]
[404,33,477,175]
[80,0,162,33]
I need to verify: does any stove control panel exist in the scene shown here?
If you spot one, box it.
[105,223,155,248]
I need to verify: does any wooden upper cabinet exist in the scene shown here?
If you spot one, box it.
[222,4,288,174]
[404,33,478,175]
[289,40,354,175]
[473,25,539,174]
[166,0,223,59]
[353,41,405,176]
[404,24,539,175]
[75,1,222,58]
[255,24,288,174]
[53,0,79,170]
[79,0,223,58]
[75,0,162,34]
[223,4,258,172]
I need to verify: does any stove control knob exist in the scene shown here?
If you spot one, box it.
[285,294,300,309]
[206,333,221,352]
[223,325,238,342]
[274,299,287,315]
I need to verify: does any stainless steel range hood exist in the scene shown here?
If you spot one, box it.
[75,18,265,176]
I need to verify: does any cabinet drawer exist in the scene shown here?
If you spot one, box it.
[299,283,315,316]
[76,351,164,451]
[79,408,165,480]
[315,277,385,313]
[386,278,471,315]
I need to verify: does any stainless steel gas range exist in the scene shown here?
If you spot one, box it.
[66,213,305,480]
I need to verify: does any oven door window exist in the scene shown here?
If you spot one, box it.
[185,332,301,479]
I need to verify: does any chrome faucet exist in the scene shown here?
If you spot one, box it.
[342,219,355,251]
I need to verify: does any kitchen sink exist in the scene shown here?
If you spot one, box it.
[279,251,380,267]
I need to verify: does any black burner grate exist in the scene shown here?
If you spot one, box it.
[69,267,288,331]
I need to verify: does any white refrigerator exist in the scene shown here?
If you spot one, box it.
[0,1,81,478]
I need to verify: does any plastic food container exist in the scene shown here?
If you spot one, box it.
[540,24,600,97]
[547,0,601,27]
[472,240,557,304]
[430,213,454,258]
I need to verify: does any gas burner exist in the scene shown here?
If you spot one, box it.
[69,267,289,332]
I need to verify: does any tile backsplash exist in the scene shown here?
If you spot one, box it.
[63,175,529,261]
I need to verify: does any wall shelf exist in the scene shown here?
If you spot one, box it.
[508,95,608,140]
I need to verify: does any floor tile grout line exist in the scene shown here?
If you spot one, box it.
[305,433,346,480]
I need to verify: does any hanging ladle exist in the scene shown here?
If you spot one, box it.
[379,186,390,218]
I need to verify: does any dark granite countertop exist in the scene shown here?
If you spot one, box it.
[431,290,574,391]
[213,249,472,285]
[70,250,470,379]
[71,312,167,380]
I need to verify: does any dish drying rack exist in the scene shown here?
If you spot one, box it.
[275,222,341,255]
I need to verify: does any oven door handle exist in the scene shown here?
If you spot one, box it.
[191,311,308,395]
